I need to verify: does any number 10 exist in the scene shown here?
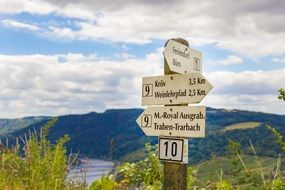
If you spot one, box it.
[159,138,185,162]
[164,141,177,157]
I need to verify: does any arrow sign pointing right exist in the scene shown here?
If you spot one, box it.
[136,106,206,137]
[142,73,213,106]
[163,39,202,74]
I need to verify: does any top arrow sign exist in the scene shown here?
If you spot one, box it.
[163,40,202,74]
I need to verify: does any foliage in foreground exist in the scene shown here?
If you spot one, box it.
[0,118,84,190]
[92,125,285,190]
[278,88,285,101]
[91,143,221,190]
[0,122,284,190]
[90,143,163,190]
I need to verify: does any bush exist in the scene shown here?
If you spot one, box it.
[0,118,85,190]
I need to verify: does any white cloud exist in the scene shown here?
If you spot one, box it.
[1,0,285,57]
[203,94,285,115]
[0,0,285,118]
[55,3,97,20]
[202,69,285,114]
[271,57,285,63]
[0,51,163,118]
[0,0,56,15]
[48,26,75,39]
[217,55,243,65]
[0,51,284,118]
[206,70,285,95]
[2,19,39,31]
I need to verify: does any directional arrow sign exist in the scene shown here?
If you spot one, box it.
[163,39,202,74]
[136,106,205,137]
[142,73,212,106]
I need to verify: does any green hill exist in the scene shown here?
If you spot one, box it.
[1,107,285,164]
[194,154,285,189]
[0,116,49,137]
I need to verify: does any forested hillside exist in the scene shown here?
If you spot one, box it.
[0,116,49,137]
[2,107,285,163]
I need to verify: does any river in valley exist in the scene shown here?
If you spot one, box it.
[68,159,115,186]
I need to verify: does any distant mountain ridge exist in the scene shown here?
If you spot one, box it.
[0,116,50,137]
[1,107,285,163]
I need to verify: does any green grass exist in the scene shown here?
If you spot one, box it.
[223,122,262,131]
[119,148,146,162]
[193,154,282,189]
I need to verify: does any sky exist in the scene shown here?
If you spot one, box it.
[0,0,285,118]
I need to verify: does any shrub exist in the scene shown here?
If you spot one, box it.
[0,118,85,190]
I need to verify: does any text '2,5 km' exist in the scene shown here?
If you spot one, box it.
[142,73,213,106]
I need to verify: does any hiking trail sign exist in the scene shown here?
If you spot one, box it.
[136,38,212,189]
[163,39,202,74]
[136,106,205,138]
[142,73,212,106]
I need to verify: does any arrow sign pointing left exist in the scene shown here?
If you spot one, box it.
[142,73,213,106]
[136,106,205,137]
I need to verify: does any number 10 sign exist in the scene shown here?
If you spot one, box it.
[159,137,188,163]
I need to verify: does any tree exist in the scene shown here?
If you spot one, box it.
[278,88,285,101]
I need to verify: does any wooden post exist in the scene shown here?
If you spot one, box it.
[163,38,189,190]
[164,162,187,190]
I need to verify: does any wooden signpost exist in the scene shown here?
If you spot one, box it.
[136,38,212,190]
